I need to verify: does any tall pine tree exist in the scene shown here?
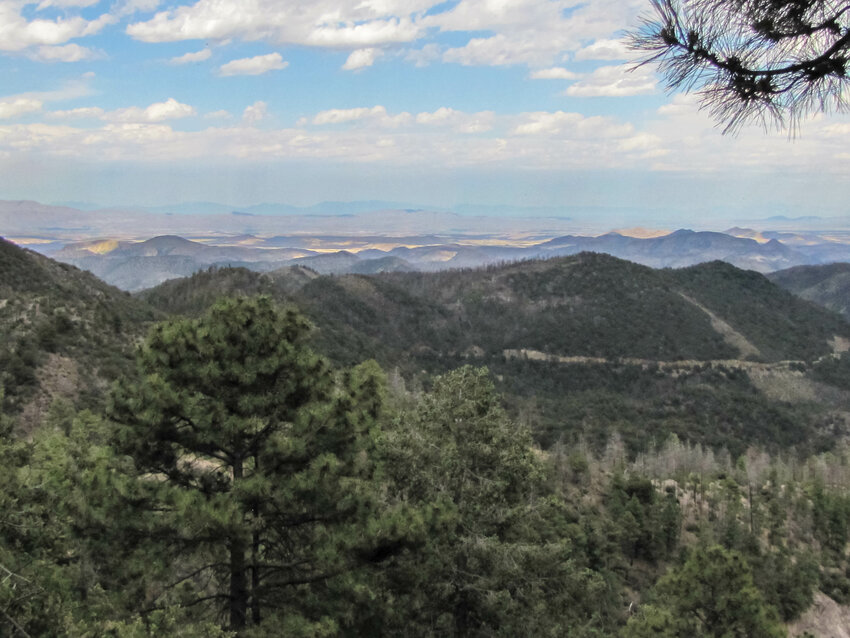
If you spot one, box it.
[109,296,397,635]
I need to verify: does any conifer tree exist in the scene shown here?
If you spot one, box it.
[624,544,787,637]
[630,0,849,131]
[382,366,615,637]
[109,296,397,634]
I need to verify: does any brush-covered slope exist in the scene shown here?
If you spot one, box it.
[768,263,850,322]
[670,261,850,361]
[139,253,849,367]
[138,254,850,454]
[0,238,159,429]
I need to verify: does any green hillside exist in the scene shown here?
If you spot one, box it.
[0,238,160,429]
[138,253,850,454]
[670,261,850,361]
[141,253,850,365]
[769,263,850,322]
[5,245,850,636]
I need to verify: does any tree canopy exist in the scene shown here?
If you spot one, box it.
[109,296,402,635]
[630,0,850,131]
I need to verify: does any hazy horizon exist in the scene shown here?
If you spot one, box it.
[1,0,848,229]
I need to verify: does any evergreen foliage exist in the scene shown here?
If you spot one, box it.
[629,0,850,131]
[135,255,850,455]
[624,545,787,637]
[379,366,620,636]
[4,243,850,635]
[108,296,410,634]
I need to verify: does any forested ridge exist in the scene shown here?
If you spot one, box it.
[3,238,850,635]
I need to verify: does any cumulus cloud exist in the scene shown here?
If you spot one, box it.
[35,0,100,8]
[574,38,631,61]
[434,0,645,67]
[342,47,383,70]
[127,0,426,47]
[311,105,411,128]
[0,98,43,119]
[30,43,99,62]
[47,106,106,119]
[529,67,579,80]
[169,48,211,65]
[511,110,633,138]
[405,43,441,67]
[242,101,268,125]
[219,53,287,76]
[115,0,160,16]
[2,100,848,177]
[565,65,657,98]
[512,111,583,135]
[122,0,645,71]
[0,5,114,53]
[415,107,494,133]
[108,98,196,123]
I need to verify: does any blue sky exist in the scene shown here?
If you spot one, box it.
[0,0,847,224]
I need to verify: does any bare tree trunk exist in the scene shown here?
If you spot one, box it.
[251,454,261,626]
[230,457,248,631]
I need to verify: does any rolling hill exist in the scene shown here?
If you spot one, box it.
[769,263,850,322]
[139,253,850,453]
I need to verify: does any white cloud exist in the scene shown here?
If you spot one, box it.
[415,107,494,133]
[565,65,657,98]
[512,111,582,135]
[443,34,544,67]
[122,0,645,71]
[307,19,419,47]
[529,67,579,80]
[30,43,98,62]
[433,0,645,67]
[574,38,631,61]
[656,93,701,117]
[108,98,196,123]
[313,106,382,125]
[12,77,95,105]
[47,106,106,119]
[511,111,633,138]
[0,98,43,119]
[115,0,160,17]
[2,101,848,177]
[219,53,287,76]
[312,105,411,128]
[0,5,115,53]
[404,42,441,67]
[169,48,211,65]
[36,0,100,8]
[242,101,268,125]
[205,109,232,119]
[342,47,382,70]
[127,1,426,47]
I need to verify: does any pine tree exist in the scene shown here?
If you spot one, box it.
[624,544,787,637]
[382,366,615,637]
[109,296,396,634]
[630,0,849,131]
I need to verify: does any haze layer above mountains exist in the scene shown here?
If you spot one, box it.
[4,200,850,292]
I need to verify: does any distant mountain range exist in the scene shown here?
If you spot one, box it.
[4,198,850,291]
[20,227,850,291]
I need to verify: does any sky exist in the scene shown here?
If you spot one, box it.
[0,0,848,224]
